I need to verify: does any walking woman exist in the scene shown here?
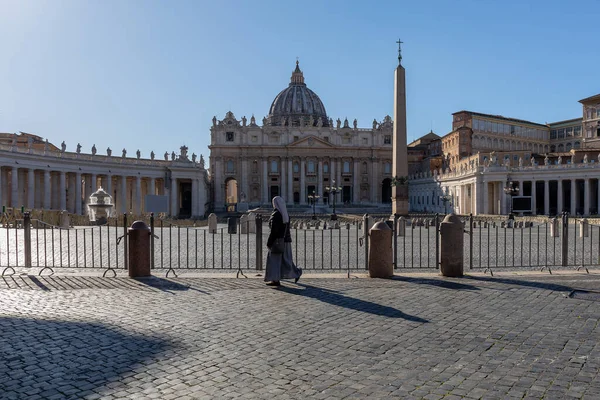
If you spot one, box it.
[265,196,302,286]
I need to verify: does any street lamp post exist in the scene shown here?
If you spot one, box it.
[325,179,342,220]
[307,190,321,220]
[503,178,519,219]
[439,194,452,214]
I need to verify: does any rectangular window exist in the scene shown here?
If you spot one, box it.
[492,122,498,133]
[558,129,565,139]
[485,121,492,131]
[362,138,368,145]
[566,127,573,137]
[384,135,391,144]
[251,135,258,142]
[574,126,582,137]
[293,136,299,142]
[226,132,234,142]
[324,136,329,142]
[550,130,557,139]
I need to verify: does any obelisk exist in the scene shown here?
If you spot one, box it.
[392,39,409,215]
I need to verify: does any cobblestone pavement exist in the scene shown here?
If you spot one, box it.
[1,272,600,399]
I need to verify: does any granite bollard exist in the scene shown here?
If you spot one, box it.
[368,221,393,278]
[440,214,464,277]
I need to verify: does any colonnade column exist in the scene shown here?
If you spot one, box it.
[170,177,178,216]
[75,172,82,215]
[531,180,537,215]
[557,180,563,214]
[281,158,286,203]
[317,159,323,204]
[134,175,141,215]
[91,174,97,194]
[353,159,359,204]
[300,158,306,205]
[106,175,113,199]
[191,178,198,217]
[500,182,508,215]
[11,167,19,208]
[149,178,155,196]
[544,180,550,215]
[262,159,268,204]
[287,159,293,204]
[59,172,66,211]
[27,169,35,209]
[120,176,127,214]
[570,179,577,216]
[584,178,590,216]
[44,170,51,209]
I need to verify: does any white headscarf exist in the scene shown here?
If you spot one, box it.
[272,196,289,223]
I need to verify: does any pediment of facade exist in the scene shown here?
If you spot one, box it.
[287,136,334,148]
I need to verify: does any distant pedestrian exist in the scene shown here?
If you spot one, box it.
[265,196,302,286]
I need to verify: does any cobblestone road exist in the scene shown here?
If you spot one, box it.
[1,272,600,399]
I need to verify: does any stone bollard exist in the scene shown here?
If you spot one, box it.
[368,221,393,278]
[228,217,237,234]
[128,220,151,278]
[550,217,560,237]
[579,218,589,238]
[208,213,217,234]
[439,214,464,277]
[397,217,406,236]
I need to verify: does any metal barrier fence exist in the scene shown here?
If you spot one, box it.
[0,212,596,277]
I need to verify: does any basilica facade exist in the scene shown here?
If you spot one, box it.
[209,62,395,211]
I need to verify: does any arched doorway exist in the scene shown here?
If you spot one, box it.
[381,178,392,204]
[225,178,238,212]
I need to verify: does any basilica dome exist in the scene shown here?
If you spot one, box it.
[266,61,330,127]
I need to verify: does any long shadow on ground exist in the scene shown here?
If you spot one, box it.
[463,275,576,292]
[391,275,481,291]
[278,284,428,322]
[0,317,170,398]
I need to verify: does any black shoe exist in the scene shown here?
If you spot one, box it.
[294,269,302,284]
[266,281,281,287]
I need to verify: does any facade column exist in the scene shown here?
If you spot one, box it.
[191,178,198,217]
[584,178,590,216]
[317,159,323,204]
[557,180,563,214]
[11,167,19,208]
[91,174,97,194]
[280,158,286,203]
[531,180,537,215]
[44,170,51,209]
[544,180,550,215]
[27,169,35,209]
[120,176,128,214]
[300,158,306,205]
[500,182,508,215]
[262,159,268,204]
[214,158,223,209]
[134,175,142,215]
[75,172,82,215]
[287,158,293,204]
[240,158,247,201]
[370,159,378,203]
[170,177,178,216]
[571,179,577,216]
[59,172,67,210]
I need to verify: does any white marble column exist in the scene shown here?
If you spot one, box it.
[557,180,563,214]
[134,175,142,215]
[571,179,577,215]
[59,172,66,210]
[280,158,286,203]
[531,180,536,215]
[90,174,97,194]
[149,178,155,196]
[106,175,113,199]
[75,172,82,215]
[43,170,51,209]
[317,159,323,204]
[544,180,550,215]
[120,176,128,214]
[353,159,359,204]
[500,182,508,215]
[584,178,590,216]
[287,158,293,204]
[262,159,268,204]
[191,178,198,217]
[300,158,306,205]
[11,167,19,208]
[170,177,178,216]
[27,169,35,209]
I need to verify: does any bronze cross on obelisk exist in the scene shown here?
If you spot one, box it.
[396,39,403,65]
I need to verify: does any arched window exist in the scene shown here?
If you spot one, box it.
[384,163,391,174]
[307,161,315,173]
[343,161,350,173]
[574,141,581,149]
[550,145,556,152]
[226,160,234,173]
[566,143,572,151]
[270,160,278,173]
[558,144,564,152]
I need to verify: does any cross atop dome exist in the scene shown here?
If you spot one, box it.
[291,59,305,85]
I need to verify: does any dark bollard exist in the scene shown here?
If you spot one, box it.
[128,220,151,278]
[439,214,464,277]
[228,217,237,234]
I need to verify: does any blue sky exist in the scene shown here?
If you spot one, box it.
[1,0,598,160]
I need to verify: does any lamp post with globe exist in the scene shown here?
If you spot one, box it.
[503,178,519,219]
[308,190,321,220]
[325,179,343,220]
